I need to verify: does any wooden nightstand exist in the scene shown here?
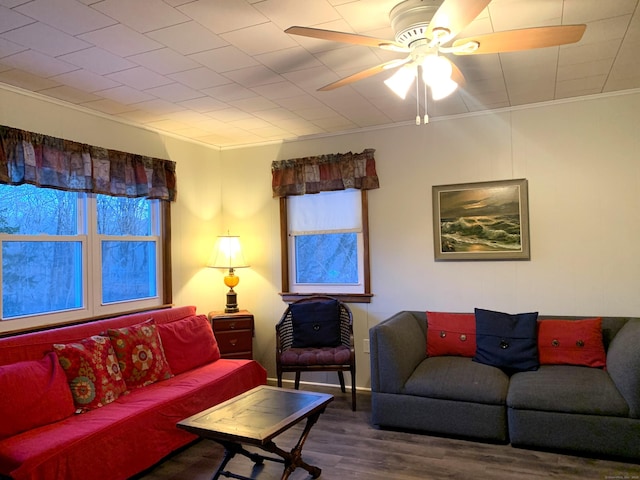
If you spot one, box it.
[208,310,254,360]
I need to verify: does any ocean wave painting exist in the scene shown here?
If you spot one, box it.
[433,180,530,260]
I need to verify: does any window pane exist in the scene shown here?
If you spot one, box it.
[0,184,77,235]
[2,241,82,318]
[295,233,358,284]
[97,195,151,236]
[102,241,156,303]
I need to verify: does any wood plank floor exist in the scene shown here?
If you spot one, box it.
[135,386,640,480]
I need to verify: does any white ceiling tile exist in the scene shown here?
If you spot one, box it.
[79,98,137,115]
[106,67,173,90]
[255,47,323,74]
[221,23,299,56]
[58,47,137,75]
[178,96,230,113]
[557,58,614,81]
[562,0,638,24]
[488,0,561,31]
[14,0,116,35]
[95,85,156,105]
[189,46,259,73]
[254,0,340,30]
[0,5,34,33]
[93,0,190,33]
[78,24,163,57]
[128,48,201,75]
[2,49,77,77]
[201,83,256,102]
[206,108,254,122]
[178,0,269,34]
[51,69,121,92]
[169,67,231,90]
[580,15,633,44]
[556,75,607,98]
[0,37,27,57]
[251,81,306,100]
[144,83,203,102]
[559,39,621,66]
[38,85,100,104]
[0,68,60,90]
[146,21,228,55]
[334,0,399,33]
[223,65,284,88]
[2,22,92,56]
[228,96,279,112]
[129,98,187,115]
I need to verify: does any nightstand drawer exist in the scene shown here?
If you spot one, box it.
[213,317,253,332]
[214,330,252,353]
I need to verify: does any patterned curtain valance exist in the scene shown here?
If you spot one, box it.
[271,148,379,197]
[0,125,177,201]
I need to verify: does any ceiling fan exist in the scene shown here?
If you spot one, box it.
[285,0,586,122]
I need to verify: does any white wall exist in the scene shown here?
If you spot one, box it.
[0,86,223,331]
[221,91,640,389]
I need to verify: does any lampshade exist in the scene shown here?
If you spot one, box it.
[207,235,249,269]
[421,54,453,87]
[431,77,458,100]
[207,235,249,313]
[384,64,417,99]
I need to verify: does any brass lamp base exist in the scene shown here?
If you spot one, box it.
[225,288,239,313]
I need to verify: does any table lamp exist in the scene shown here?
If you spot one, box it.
[207,234,249,313]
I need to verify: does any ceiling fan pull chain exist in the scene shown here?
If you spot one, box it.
[415,71,421,125]
[423,77,429,124]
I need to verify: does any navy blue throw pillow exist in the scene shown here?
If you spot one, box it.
[473,308,539,372]
[291,299,342,348]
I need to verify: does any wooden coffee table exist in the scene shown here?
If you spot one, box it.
[177,385,333,480]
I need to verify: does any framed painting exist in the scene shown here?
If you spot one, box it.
[432,179,530,261]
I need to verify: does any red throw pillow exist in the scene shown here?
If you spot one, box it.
[0,352,76,439]
[538,318,606,367]
[108,319,173,389]
[426,311,476,357]
[157,314,221,375]
[54,335,128,412]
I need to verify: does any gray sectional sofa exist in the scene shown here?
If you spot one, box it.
[369,310,640,460]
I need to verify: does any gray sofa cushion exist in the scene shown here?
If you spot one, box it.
[606,319,640,418]
[404,356,509,405]
[507,365,629,417]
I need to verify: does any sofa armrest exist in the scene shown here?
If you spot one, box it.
[606,318,640,418]
[369,311,426,394]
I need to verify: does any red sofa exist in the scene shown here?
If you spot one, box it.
[0,306,267,480]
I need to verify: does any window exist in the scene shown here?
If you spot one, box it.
[280,189,371,303]
[0,184,169,332]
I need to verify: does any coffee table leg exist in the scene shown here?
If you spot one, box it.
[212,442,270,480]
[263,410,324,479]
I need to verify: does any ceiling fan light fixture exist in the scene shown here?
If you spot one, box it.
[421,54,452,86]
[384,65,417,99]
[430,77,458,100]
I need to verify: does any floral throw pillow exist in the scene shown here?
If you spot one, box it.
[53,335,128,412]
[107,319,173,389]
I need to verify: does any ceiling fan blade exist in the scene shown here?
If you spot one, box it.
[451,25,587,55]
[426,0,491,43]
[318,58,411,91]
[285,26,408,52]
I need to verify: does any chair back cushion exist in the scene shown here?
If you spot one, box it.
[291,299,342,348]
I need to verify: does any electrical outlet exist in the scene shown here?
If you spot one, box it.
[363,339,370,354]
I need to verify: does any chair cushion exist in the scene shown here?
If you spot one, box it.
[474,308,539,372]
[290,299,342,348]
[280,346,351,366]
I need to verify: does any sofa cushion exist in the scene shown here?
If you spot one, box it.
[474,308,539,372]
[157,314,220,375]
[403,356,509,405]
[53,335,128,412]
[290,299,341,348]
[537,318,606,367]
[507,365,629,417]
[107,319,173,389]
[0,352,76,439]
[606,319,640,418]
[426,311,476,357]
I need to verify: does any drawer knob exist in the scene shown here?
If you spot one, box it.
[229,322,236,329]
[229,339,238,346]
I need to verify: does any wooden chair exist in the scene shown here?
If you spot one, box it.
[275,296,356,411]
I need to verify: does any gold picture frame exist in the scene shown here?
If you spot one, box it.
[432,179,530,261]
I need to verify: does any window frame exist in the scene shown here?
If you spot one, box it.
[0,188,172,335]
[279,190,372,303]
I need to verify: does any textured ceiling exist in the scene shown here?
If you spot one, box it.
[0,0,638,149]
